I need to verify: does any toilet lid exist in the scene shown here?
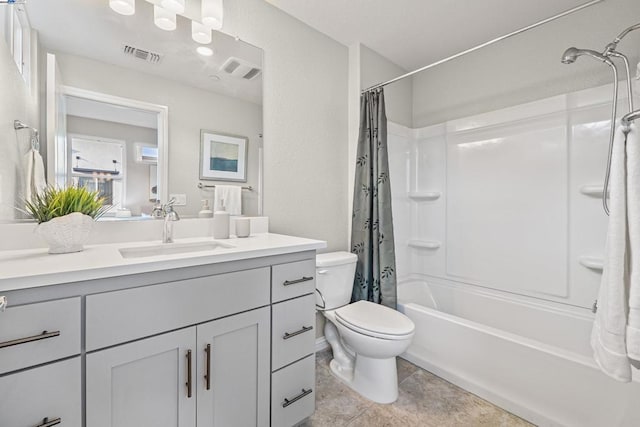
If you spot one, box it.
[335,301,414,338]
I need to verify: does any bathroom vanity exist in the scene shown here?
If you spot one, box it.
[0,233,325,427]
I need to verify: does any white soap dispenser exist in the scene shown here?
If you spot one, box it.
[212,199,230,239]
[198,199,213,218]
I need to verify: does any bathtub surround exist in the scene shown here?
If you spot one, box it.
[351,89,397,308]
[388,84,640,425]
[593,124,640,382]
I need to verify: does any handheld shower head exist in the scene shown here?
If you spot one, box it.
[561,47,613,65]
[561,47,580,64]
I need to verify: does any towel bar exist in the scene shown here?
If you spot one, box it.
[198,183,252,191]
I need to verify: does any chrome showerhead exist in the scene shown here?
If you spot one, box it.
[561,47,613,65]
[561,47,580,64]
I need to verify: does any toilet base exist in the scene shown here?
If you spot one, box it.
[329,354,399,404]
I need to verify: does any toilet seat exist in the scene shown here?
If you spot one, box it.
[335,300,414,340]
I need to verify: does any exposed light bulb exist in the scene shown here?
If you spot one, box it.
[202,0,223,30]
[192,21,212,44]
[109,0,135,16]
[197,46,214,57]
[154,5,176,31]
[160,0,185,14]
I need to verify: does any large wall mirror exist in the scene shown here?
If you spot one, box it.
[0,0,263,222]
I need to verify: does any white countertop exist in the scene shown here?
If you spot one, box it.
[0,233,326,292]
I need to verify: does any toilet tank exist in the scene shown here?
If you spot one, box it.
[315,252,358,310]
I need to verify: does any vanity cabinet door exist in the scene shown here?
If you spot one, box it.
[0,357,81,427]
[196,307,270,427]
[86,328,197,427]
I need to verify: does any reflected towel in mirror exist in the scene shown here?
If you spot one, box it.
[23,148,46,202]
[214,185,242,215]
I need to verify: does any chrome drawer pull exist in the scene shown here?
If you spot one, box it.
[204,344,211,391]
[36,417,61,427]
[0,330,60,349]
[283,326,313,340]
[283,276,313,286]
[0,295,7,312]
[186,349,193,398]
[282,388,313,408]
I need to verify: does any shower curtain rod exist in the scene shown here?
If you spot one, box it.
[361,0,605,94]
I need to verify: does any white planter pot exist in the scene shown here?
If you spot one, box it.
[36,212,94,254]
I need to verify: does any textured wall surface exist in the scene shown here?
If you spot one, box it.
[224,0,349,252]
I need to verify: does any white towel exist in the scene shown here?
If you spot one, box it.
[23,149,47,203]
[626,124,640,363]
[214,185,242,215]
[591,124,640,382]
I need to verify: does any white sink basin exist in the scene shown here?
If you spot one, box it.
[119,241,235,259]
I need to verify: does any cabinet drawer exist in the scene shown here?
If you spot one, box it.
[86,267,270,351]
[272,259,315,303]
[0,357,82,427]
[0,297,81,374]
[272,294,315,370]
[272,354,315,427]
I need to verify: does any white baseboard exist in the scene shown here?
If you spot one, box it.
[315,336,329,352]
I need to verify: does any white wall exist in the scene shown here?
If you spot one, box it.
[0,18,39,221]
[66,116,158,216]
[223,0,349,252]
[360,45,413,128]
[53,51,263,217]
[412,0,640,127]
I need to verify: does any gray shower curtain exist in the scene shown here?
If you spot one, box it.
[351,89,397,309]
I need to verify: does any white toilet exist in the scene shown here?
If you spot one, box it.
[316,251,415,404]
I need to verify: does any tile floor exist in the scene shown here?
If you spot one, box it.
[301,349,533,427]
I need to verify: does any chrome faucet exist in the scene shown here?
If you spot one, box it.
[151,200,164,219]
[162,199,180,243]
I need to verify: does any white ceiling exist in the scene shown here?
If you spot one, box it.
[26,0,263,104]
[266,0,595,71]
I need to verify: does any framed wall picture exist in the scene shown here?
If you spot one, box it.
[200,130,248,182]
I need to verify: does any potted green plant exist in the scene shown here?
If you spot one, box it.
[24,186,107,254]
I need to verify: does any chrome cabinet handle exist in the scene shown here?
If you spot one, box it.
[282,388,313,408]
[35,417,61,427]
[283,326,313,340]
[204,344,211,391]
[186,350,193,398]
[0,330,60,349]
[283,276,313,286]
[0,295,6,312]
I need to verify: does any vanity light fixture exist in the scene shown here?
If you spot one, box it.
[160,0,184,14]
[202,0,223,30]
[192,21,212,44]
[109,0,135,15]
[154,5,176,31]
[197,46,214,57]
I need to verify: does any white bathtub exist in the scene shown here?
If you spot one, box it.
[397,279,640,427]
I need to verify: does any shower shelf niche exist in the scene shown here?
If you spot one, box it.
[407,239,441,250]
[408,191,441,201]
[579,185,605,198]
[578,256,604,272]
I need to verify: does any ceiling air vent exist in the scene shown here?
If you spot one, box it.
[123,45,162,64]
[221,57,261,80]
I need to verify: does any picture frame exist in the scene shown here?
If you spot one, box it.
[199,130,248,182]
